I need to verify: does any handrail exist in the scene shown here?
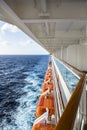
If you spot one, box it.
[55,73,86,130]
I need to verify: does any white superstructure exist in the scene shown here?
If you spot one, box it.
[0,0,87,70]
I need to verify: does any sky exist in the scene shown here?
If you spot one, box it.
[0,21,49,55]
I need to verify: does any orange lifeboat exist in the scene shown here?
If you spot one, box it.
[46,69,52,74]
[46,72,52,77]
[46,68,52,75]
[36,94,54,118]
[42,82,53,93]
[32,61,55,130]
[44,75,53,81]
[32,123,55,130]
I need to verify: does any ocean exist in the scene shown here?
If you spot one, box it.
[0,55,49,130]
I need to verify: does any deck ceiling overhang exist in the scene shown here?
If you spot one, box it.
[0,0,87,53]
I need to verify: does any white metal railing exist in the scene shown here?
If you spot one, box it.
[52,64,60,122]
[52,58,71,105]
[52,58,67,123]
[51,56,86,130]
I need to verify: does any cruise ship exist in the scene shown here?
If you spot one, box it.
[0,0,87,130]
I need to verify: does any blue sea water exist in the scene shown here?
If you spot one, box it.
[0,55,49,130]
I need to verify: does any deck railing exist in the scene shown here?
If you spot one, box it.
[52,57,86,130]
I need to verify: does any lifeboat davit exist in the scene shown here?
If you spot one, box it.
[42,82,53,93]
[32,123,55,130]
[36,94,54,118]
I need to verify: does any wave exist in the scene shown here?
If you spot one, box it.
[0,55,49,130]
